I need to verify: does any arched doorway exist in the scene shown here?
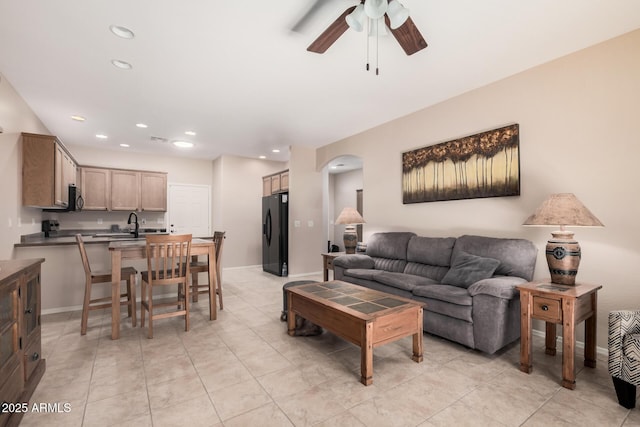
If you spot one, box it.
[322,155,363,252]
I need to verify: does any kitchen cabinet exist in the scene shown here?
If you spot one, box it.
[22,133,77,208]
[140,172,167,211]
[280,170,289,192]
[262,177,271,197]
[79,167,110,211]
[262,170,289,196]
[79,167,167,212]
[110,170,140,211]
[0,259,45,427]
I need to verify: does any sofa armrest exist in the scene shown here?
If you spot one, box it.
[333,254,375,270]
[468,276,527,299]
[608,310,640,377]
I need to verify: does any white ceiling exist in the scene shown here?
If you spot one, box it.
[1,1,639,162]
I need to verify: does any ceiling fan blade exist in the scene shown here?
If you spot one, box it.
[307,5,357,54]
[385,16,428,56]
[292,0,326,33]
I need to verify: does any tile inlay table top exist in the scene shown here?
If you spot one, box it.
[286,280,424,385]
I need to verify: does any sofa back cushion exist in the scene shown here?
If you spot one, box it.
[452,235,537,281]
[365,232,416,273]
[404,236,456,281]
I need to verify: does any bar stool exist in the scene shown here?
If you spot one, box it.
[140,234,192,338]
[75,234,137,335]
[189,231,225,314]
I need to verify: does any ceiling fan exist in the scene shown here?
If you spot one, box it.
[306,0,427,56]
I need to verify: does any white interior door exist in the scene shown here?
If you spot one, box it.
[168,183,211,237]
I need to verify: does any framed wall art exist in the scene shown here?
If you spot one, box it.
[402,124,520,204]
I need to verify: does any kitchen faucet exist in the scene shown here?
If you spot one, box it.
[127,212,139,238]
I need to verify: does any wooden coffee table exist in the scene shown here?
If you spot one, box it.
[286,280,424,385]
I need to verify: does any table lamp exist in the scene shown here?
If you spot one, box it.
[335,207,365,254]
[523,193,603,285]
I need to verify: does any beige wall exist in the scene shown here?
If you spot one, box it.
[316,29,640,349]
[288,145,324,275]
[0,72,50,260]
[213,155,286,268]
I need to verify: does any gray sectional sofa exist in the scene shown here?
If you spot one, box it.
[332,232,537,354]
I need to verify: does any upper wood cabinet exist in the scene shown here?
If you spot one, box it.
[22,133,77,208]
[140,172,167,211]
[79,167,167,212]
[79,167,110,211]
[262,169,289,196]
[110,169,140,211]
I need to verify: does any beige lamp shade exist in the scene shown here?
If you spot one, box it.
[335,207,365,254]
[523,193,603,286]
[523,193,604,230]
[335,207,365,225]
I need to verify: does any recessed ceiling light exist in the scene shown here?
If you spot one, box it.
[136,123,148,128]
[184,130,196,136]
[109,25,135,39]
[119,143,130,148]
[71,115,86,122]
[111,59,132,70]
[172,141,193,148]
[259,155,266,159]
[96,134,108,139]
[272,149,280,153]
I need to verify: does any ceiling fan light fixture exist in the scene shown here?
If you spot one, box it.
[387,1,410,29]
[345,4,365,32]
[368,18,388,37]
[364,0,387,19]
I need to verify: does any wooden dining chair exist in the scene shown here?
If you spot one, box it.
[75,234,137,336]
[140,234,192,338]
[189,231,225,314]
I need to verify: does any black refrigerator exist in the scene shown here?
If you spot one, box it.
[262,192,288,276]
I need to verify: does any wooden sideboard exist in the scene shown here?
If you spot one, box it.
[0,258,46,427]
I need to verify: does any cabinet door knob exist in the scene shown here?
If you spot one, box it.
[32,352,39,361]
[541,305,549,311]
[24,308,33,314]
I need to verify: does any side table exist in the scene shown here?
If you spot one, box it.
[321,252,345,281]
[517,280,602,389]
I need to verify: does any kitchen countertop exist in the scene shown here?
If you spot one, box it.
[15,229,168,248]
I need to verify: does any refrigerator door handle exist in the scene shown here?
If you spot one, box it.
[265,209,272,246]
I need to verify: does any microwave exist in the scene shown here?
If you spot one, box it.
[44,185,84,212]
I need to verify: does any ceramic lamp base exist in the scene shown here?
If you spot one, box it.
[546,231,581,285]
[343,226,357,254]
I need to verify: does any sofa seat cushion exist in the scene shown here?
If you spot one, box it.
[344,268,385,281]
[441,251,500,288]
[412,284,472,306]
[375,272,439,292]
[623,333,640,362]
[412,295,473,322]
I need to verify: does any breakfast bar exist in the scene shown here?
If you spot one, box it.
[108,238,217,339]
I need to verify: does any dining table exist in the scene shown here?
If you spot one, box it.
[108,237,217,340]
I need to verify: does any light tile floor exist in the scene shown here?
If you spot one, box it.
[21,267,639,426]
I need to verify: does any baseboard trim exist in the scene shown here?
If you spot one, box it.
[531,328,608,357]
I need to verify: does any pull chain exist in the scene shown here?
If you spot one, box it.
[376,18,380,76]
[366,18,370,71]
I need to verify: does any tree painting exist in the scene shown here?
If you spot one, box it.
[402,124,520,204]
